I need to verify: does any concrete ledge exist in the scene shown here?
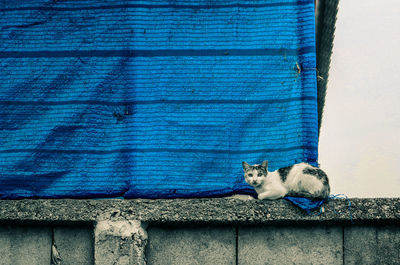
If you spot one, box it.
[0,198,399,225]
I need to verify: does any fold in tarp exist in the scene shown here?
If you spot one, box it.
[0,0,318,199]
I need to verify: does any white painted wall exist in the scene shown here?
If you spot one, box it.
[318,0,400,197]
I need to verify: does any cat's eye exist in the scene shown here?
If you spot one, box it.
[248,173,253,177]
[258,173,263,177]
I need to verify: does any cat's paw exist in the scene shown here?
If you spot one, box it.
[257,194,267,200]
[226,194,255,201]
[258,193,283,200]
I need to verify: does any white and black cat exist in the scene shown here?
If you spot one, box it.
[242,161,330,200]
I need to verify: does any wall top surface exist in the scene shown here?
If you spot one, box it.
[0,198,399,225]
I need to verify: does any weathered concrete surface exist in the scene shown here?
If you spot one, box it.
[94,220,147,265]
[0,225,52,265]
[344,225,400,265]
[145,226,236,265]
[0,198,399,225]
[53,226,94,265]
[238,225,342,265]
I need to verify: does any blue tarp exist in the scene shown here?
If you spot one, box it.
[284,196,326,214]
[0,0,318,199]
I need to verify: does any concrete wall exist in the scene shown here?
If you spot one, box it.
[0,224,399,265]
[0,198,399,265]
[146,224,400,265]
[0,225,93,265]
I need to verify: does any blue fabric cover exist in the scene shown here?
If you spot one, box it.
[284,196,326,214]
[0,0,318,199]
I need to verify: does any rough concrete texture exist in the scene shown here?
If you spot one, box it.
[238,225,342,265]
[53,226,94,265]
[0,225,52,265]
[145,226,236,265]
[0,198,399,225]
[344,225,400,265]
[0,197,398,265]
[94,220,147,265]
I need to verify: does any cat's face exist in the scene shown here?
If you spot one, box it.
[242,161,268,187]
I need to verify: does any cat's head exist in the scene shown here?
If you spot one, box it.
[242,161,268,187]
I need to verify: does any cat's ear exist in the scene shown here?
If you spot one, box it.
[261,160,268,170]
[242,161,250,171]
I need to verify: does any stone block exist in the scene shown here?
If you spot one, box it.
[344,225,400,265]
[145,226,236,265]
[0,225,52,265]
[238,225,342,265]
[53,226,94,265]
[94,220,147,265]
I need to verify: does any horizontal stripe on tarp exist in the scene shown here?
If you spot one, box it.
[0,146,316,154]
[0,96,317,106]
[0,47,315,58]
[0,2,308,12]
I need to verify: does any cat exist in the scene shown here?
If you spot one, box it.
[242,160,330,200]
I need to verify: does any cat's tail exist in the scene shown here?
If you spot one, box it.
[320,183,331,199]
[287,187,330,200]
[286,191,319,199]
